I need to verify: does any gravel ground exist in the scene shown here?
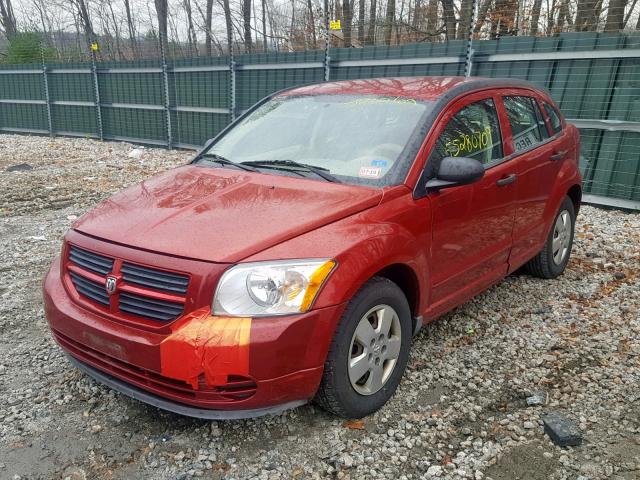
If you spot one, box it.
[1,134,639,480]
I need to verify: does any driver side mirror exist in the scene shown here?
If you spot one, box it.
[425,156,485,192]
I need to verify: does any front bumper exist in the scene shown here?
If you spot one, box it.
[44,256,345,415]
[67,355,307,419]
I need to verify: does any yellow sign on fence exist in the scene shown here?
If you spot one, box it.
[90,42,99,52]
[329,20,341,30]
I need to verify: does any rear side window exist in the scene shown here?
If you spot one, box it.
[544,103,563,135]
[429,99,503,169]
[503,96,547,152]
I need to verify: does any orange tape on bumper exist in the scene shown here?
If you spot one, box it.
[159,307,252,389]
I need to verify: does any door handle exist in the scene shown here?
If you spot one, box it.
[496,174,517,187]
[550,150,568,161]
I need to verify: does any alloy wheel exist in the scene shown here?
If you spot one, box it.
[348,304,402,395]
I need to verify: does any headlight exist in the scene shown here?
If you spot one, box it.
[213,259,336,316]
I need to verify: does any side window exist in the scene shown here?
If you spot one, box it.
[428,99,503,172]
[503,96,547,152]
[543,103,563,135]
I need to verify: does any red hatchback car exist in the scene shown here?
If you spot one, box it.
[44,77,582,419]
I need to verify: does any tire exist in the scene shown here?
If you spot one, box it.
[314,276,412,418]
[524,196,576,279]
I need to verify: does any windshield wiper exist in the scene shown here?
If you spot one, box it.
[242,160,340,183]
[198,153,259,173]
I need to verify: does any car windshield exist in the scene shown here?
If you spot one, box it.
[198,94,433,186]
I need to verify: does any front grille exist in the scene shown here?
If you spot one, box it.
[70,271,110,306]
[66,243,190,323]
[69,245,114,275]
[119,292,184,322]
[121,262,189,294]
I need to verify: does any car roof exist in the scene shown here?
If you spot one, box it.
[277,76,545,102]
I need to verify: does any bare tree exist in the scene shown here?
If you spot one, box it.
[184,0,198,54]
[243,0,252,51]
[384,0,395,44]
[425,0,439,37]
[262,0,267,49]
[530,0,542,34]
[457,0,473,39]
[366,0,377,44]
[74,0,96,43]
[342,0,354,45]
[604,0,627,31]
[123,0,138,56]
[575,0,600,31]
[441,0,456,39]
[0,0,17,36]
[154,0,169,55]
[220,0,233,53]
[358,0,365,44]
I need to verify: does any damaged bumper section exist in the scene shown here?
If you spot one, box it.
[43,256,345,418]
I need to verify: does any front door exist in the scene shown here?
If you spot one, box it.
[423,93,517,315]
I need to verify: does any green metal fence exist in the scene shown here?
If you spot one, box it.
[0,31,639,206]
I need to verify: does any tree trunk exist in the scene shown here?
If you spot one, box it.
[0,0,17,37]
[308,0,317,47]
[425,0,439,37]
[366,0,377,44]
[358,0,365,44]
[123,0,138,57]
[474,0,493,34]
[383,0,395,45]
[441,0,456,40]
[154,0,169,57]
[604,0,626,31]
[457,0,473,40]
[76,0,95,43]
[243,0,252,52]
[222,0,233,53]
[342,0,354,46]
[184,0,198,55]
[575,0,599,31]
[530,0,542,35]
[205,0,214,55]
[262,0,267,50]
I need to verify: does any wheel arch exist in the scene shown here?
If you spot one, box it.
[372,263,421,333]
[567,183,582,215]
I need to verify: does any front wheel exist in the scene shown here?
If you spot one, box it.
[314,277,412,418]
[525,196,576,279]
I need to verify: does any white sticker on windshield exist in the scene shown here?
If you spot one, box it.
[358,166,382,178]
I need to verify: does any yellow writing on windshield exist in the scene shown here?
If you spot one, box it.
[445,126,492,157]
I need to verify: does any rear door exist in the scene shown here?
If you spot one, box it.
[424,92,517,314]
[499,91,570,269]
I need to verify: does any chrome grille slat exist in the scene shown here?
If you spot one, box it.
[121,262,189,294]
[70,272,110,306]
[69,246,114,275]
[119,292,184,322]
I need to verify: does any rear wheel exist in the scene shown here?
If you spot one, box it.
[314,277,412,418]
[525,196,576,279]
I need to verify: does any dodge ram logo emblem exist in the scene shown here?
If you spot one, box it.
[105,276,118,295]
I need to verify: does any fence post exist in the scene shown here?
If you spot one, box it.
[464,0,479,77]
[323,0,331,82]
[229,49,237,121]
[159,34,173,148]
[90,52,104,141]
[41,46,53,136]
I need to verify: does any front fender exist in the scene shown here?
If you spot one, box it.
[245,192,431,313]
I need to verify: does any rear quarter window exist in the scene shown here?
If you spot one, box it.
[543,103,563,135]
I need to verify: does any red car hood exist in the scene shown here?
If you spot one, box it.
[74,165,382,263]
